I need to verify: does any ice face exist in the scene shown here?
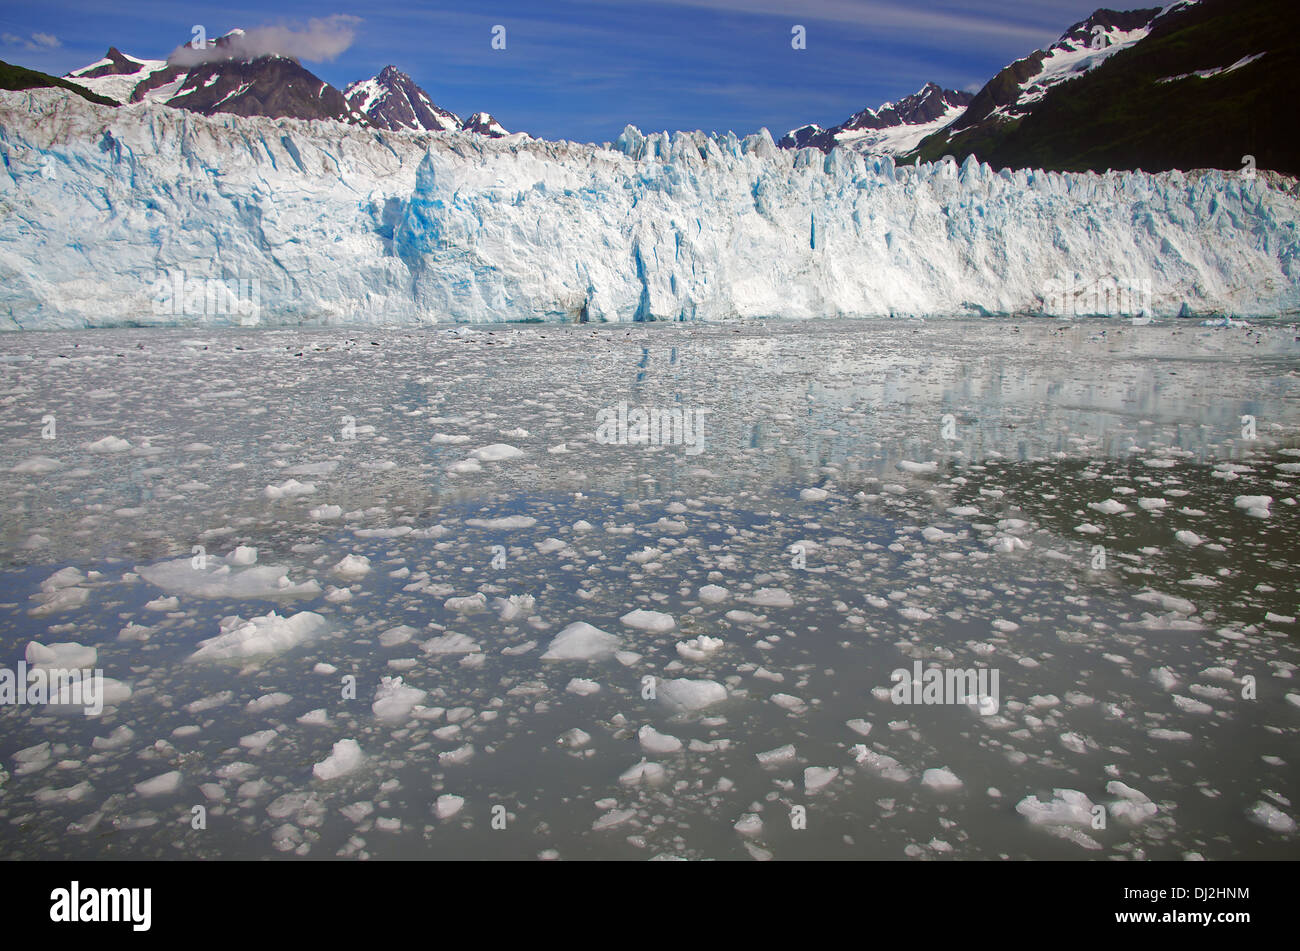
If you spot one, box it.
[1,89,1297,329]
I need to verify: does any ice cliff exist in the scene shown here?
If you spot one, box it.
[0,88,1296,328]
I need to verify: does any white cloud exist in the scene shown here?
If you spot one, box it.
[167,15,361,67]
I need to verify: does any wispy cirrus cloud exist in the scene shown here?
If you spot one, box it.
[579,0,1068,44]
[2,31,61,51]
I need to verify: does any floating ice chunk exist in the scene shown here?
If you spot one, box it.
[189,611,327,661]
[1107,781,1158,824]
[494,594,535,621]
[1016,789,1096,827]
[25,640,96,670]
[749,588,794,608]
[922,767,963,791]
[638,725,683,754]
[1248,801,1295,833]
[771,693,808,714]
[676,635,724,662]
[756,744,796,766]
[439,744,475,765]
[240,730,277,753]
[92,725,135,750]
[1135,590,1195,615]
[297,709,328,726]
[436,794,465,819]
[421,632,481,654]
[658,678,727,712]
[1088,499,1127,515]
[309,504,343,520]
[800,488,829,501]
[246,693,292,714]
[850,745,911,782]
[137,555,320,600]
[445,592,487,614]
[313,739,364,780]
[372,677,427,722]
[698,584,729,603]
[541,622,622,661]
[264,479,316,499]
[846,719,872,737]
[620,609,675,633]
[1175,530,1203,546]
[470,444,525,462]
[804,767,839,793]
[897,460,938,474]
[332,554,371,580]
[1149,666,1178,690]
[46,676,131,713]
[559,728,591,748]
[11,455,61,474]
[134,771,182,797]
[593,808,638,830]
[734,814,763,837]
[619,758,666,787]
[1234,495,1272,518]
[35,781,93,804]
[566,678,601,696]
[465,516,536,530]
[86,436,130,453]
[379,625,418,647]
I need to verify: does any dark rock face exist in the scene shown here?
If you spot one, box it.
[344,66,461,132]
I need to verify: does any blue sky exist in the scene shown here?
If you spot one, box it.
[0,0,1115,141]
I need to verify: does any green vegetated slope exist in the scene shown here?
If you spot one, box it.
[913,0,1299,176]
[0,59,117,107]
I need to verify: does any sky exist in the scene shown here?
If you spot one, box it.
[0,0,1120,141]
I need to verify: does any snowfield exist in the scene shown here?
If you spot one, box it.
[0,87,1297,329]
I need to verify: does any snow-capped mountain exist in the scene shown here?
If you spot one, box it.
[344,66,460,132]
[1,87,1295,329]
[913,0,1294,176]
[63,32,510,133]
[166,55,364,124]
[945,7,1164,135]
[461,112,507,138]
[780,83,973,155]
[64,46,186,104]
[65,32,364,123]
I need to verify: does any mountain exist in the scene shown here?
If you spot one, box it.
[167,56,365,124]
[2,88,1295,329]
[344,65,460,132]
[780,83,972,155]
[912,0,1300,176]
[945,7,1163,135]
[67,46,188,105]
[461,112,507,138]
[64,39,509,136]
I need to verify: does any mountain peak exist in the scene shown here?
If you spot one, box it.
[344,67,461,132]
[780,82,972,154]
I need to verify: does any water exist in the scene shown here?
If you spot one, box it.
[0,318,1296,859]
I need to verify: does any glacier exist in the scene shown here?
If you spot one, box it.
[0,87,1297,329]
